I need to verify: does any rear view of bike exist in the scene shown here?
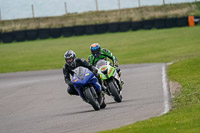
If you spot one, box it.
[72,67,106,111]
[96,60,123,102]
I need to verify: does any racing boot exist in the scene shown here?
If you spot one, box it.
[97,91,106,109]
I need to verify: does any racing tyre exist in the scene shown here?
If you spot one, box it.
[84,87,100,111]
[108,80,122,102]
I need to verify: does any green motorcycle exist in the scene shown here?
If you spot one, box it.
[96,59,123,102]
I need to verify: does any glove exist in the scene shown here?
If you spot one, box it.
[114,61,118,67]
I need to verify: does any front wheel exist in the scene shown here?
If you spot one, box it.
[108,80,122,102]
[84,87,100,111]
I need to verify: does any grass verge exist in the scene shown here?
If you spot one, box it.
[0,26,200,73]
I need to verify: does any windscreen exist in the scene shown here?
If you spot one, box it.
[96,60,107,69]
[73,67,86,80]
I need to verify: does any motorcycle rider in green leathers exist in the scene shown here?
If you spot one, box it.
[88,43,124,84]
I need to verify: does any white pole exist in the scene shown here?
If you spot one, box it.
[138,0,141,7]
[64,2,68,15]
[32,4,35,18]
[118,0,120,10]
[0,8,2,20]
[163,0,165,5]
[95,0,98,11]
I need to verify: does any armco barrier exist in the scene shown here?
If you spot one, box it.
[177,17,188,27]
[132,21,143,31]
[85,25,96,35]
[143,20,155,29]
[155,18,166,29]
[26,30,38,40]
[119,22,131,32]
[96,24,108,34]
[74,26,85,36]
[62,27,74,37]
[108,22,120,33]
[166,18,177,28]
[49,28,62,38]
[38,28,50,39]
[1,32,14,43]
[13,31,26,42]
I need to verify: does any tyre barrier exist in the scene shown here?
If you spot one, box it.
[38,28,50,39]
[26,30,38,40]
[166,18,177,28]
[50,28,62,38]
[177,17,188,27]
[85,25,96,35]
[155,18,166,29]
[143,20,155,29]
[194,16,200,25]
[74,26,85,36]
[0,32,2,43]
[13,31,26,42]
[1,32,14,43]
[1,16,197,43]
[119,22,131,32]
[132,21,143,31]
[108,22,120,33]
[62,27,74,37]
[96,24,108,34]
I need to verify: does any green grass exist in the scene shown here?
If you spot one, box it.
[0,26,200,73]
[1,26,200,133]
[99,104,200,133]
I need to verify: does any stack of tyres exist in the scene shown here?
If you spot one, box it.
[85,25,96,35]
[74,26,85,36]
[176,17,188,27]
[108,22,120,33]
[13,30,26,42]
[62,27,74,37]
[0,32,2,43]
[194,16,200,25]
[155,18,166,29]
[143,20,155,29]
[132,21,143,31]
[38,28,50,39]
[119,22,131,32]
[26,30,38,41]
[1,32,14,43]
[50,28,62,38]
[166,18,177,28]
[96,24,108,34]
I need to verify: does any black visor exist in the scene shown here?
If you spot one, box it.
[92,49,100,57]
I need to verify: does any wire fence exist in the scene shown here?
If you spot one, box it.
[0,0,199,20]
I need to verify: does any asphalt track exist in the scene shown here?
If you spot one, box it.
[0,63,171,133]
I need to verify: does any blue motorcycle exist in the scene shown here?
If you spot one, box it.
[72,66,106,111]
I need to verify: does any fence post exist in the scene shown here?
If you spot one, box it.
[95,0,98,11]
[163,0,165,5]
[138,0,141,7]
[0,8,2,20]
[64,2,68,15]
[32,4,35,18]
[118,0,120,10]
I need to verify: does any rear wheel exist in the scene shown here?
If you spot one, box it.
[84,87,100,111]
[108,80,122,102]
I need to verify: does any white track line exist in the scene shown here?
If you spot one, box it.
[161,64,171,115]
